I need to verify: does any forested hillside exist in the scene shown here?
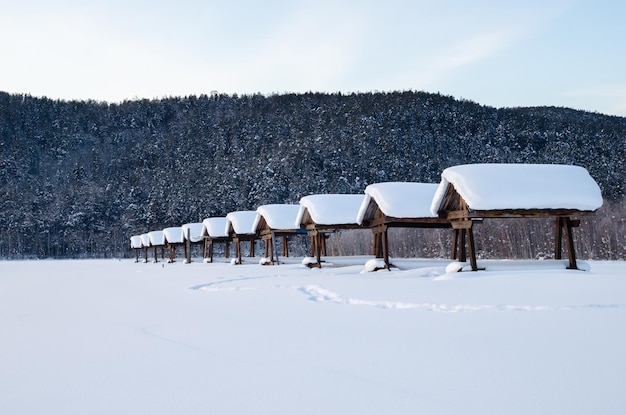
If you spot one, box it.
[1,90,624,259]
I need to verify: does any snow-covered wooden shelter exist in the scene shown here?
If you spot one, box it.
[201,217,231,263]
[253,204,304,265]
[181,222,204,263]
[356,182,451,269]
[130,235,143,263]
[226,211,259,264]
[430,163,604,271]
[139,233,151,263]
[163,227,184,263]
[147,230,167,263]
[296,194,366,267]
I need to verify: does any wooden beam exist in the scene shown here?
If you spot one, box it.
[451,229,459,260]
[562,217,579,270]
[185,227,191,264]
[282,235,289,257]
[466,227,478,271]
[381,225,390,270]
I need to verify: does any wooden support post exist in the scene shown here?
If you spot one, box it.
[282,236,289,257]
[554,217,563,260]
[185,227,191,264]
[234,238,242,264]
[168,245,175,263]
[307,231,322,268]
[451,220,481,271]
[451,229,459,260]
[459,229,467,263]
[562,217,578,269]
[263,236,271,259]
[381,225,390,270]
[373,232,380,257]
[271,231,279,265]
[466,227,478,271]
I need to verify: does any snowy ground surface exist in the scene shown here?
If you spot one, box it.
[1,257,625,414]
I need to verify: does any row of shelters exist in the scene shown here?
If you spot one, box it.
[130,164,604,271]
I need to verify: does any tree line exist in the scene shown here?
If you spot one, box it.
[0,90,624,259]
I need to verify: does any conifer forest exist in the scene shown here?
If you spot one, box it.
[1,90,624,259]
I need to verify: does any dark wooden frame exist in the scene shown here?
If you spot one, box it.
[298,207,363,268]
[181,223,205,264]
[436,184,594,271]
[359,198,452,270]
[203,236,231,263]
[231,232,257,264]
[256,214,308,265]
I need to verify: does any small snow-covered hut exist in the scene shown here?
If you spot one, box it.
[130,235,143,263]
[356,182,451,269]
[201,217,231,263]
[296,194,366,267]
[253,204,303,264]
[147,230,167,263]
[139,233,151,263]
[430,163,603,271]
[163,227,184,263]
[226,211,259,264]
[181,222,204,262]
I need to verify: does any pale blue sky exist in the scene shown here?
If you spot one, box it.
[1,0,625,116]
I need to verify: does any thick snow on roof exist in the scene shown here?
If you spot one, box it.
[140,233,151,247]
[254,204,301,230]
[202,217,229,238]
[130,235,143,249]
[181,223,204,242]
[431,163,604,214]
[226,211,258,235]
[296,194,365,226]
[356,182,439,224]
[147,230,166,246]
[163,227,184,244]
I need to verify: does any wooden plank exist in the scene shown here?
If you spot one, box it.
[466,227,480,271]
[563,217,579,269]
[464,209,595,219]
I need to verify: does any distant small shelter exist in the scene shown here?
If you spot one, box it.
[253,204,304,265]
[147,230,167,263]
[226,211,259,264]
[356,182,451,269]
[163,227,184,263]
[430,163,603,271]
[201,217,231,263]
[130,235,143,263]
[139,233,151,262]
[181,222,204,263]
[296,194,366,267]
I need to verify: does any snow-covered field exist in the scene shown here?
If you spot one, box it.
[1,257,625,414]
